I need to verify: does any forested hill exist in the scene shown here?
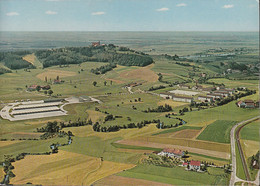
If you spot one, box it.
[35,44,153,68]
[0,44,153,71]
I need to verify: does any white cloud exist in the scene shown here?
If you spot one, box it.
[156,7,169,12]
[45,10,58,15]
[223,4,234,9]
[91,11,105,15]
[176,3,187,7]
[6,12,19,16]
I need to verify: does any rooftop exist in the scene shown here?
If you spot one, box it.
[163,148,184,155]
[190,160,201,166]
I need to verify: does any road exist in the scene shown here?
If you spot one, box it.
[229,116,260,186]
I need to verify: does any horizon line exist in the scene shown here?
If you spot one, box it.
[1,30,259,32]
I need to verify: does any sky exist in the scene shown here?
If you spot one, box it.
[0,0,259,31]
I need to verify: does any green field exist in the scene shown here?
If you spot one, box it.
[235,141,246,180]
[197,120,237,143]
[240,120,259,141]
[152,125,202,135]
[117,164,229,185]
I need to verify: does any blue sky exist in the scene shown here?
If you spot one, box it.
[0,0,259,31]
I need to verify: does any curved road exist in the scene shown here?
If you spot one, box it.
[229,116,260,186]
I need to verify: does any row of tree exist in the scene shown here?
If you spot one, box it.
[93,119,161,132]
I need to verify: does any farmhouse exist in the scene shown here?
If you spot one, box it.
[189,160,201,171]
[27,85,38,91]
[172,95,194,103]
[244,100,255,108]
[197,96,213,103]
[237,100,246,108]
[92,41,100,47]
[158,148,184,158]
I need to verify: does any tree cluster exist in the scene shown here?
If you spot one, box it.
[91,63,116,74]
[143,104,172,113]
[148,85,166,91]
[0,52,34,69]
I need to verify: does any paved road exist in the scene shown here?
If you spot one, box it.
[229,116,260,186]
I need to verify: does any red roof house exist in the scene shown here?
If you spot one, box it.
[189,161,201,171]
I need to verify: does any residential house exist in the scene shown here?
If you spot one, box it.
[197,96,213,103]
[158,148,184,158]
[189,160,201,171]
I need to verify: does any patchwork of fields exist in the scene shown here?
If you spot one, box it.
[0,33,259,185]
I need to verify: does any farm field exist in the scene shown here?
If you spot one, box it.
[240,119,259,181]
[196,120,237,143]
[94,175,172,186]
[11,150,135,185]
[240,120,259,142]
[116,164,229,185]
[0,31,259,186]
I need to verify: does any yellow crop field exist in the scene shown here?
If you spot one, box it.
[11,150,134,186]
[7,132,42,139]
[86,110,106,123]
[134,136,230,153]
[94,175,172,186]
[157,100,189,108]
[0,169,4,183]
[22,53,43,68]
[117,139,230,159]
[82,161,135,185]
[25,119,63,125]
[0,141,22,147]
[241,139,259,159]
[22,54,36,65]
[189,120,217,127]
[36,69,77,81]
[119,64,158,82]
[62,124,159,140]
